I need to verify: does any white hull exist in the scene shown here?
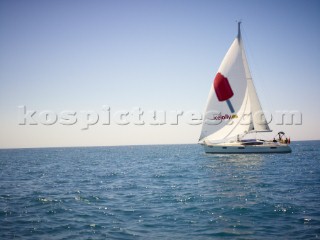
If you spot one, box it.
[204,142,292,154]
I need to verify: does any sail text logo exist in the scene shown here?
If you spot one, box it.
[211,114,238,121]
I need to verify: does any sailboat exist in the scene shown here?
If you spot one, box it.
[199,22,291,154]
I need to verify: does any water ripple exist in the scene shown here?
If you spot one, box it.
[0,142,319,239]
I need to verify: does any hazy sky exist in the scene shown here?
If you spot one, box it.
[0,0,319,148]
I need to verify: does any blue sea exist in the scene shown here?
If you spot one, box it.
[1,141,319,239]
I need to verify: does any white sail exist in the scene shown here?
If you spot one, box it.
[199,23,270,143]
[241,34,270,132]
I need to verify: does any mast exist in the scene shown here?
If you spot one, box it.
[237,21,241,40]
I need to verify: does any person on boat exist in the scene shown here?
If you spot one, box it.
[273,138,277,143]
[285,138,288,144]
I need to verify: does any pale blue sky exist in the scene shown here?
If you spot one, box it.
[0,0,319,148]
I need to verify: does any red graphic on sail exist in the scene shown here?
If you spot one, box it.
[213,72,235,113]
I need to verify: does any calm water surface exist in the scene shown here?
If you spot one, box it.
[1,141,319,239]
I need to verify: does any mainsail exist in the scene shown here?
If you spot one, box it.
[199,22,270,143]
